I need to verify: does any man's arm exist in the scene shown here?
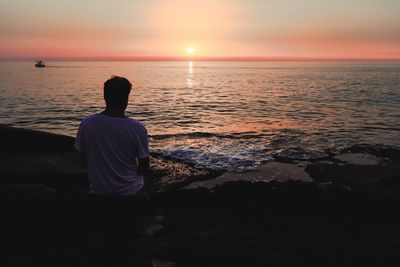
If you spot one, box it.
[74,120,87,166]
[137,157,150,175]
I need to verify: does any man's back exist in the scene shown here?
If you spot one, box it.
[75,113,149,196]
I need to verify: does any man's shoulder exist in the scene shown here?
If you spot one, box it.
[126,118,147,131]
[81,113,102,125]
[80,114,147,134]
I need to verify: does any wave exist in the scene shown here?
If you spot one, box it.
[149,131,270,140]
[273,147,329,160]
[159,148,266,172]
[153,142,400,172]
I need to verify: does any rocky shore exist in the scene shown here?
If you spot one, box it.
[1,125,400,266]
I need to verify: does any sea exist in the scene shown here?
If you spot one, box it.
[1,61,400,172]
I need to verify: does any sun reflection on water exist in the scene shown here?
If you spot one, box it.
[187,61,194,88]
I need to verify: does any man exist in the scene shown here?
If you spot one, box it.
[74,76,149,196]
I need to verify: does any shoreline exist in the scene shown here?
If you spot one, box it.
[1,125,400,266]
[1,125,399,196]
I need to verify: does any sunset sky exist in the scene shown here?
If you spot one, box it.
[1,0,399,60]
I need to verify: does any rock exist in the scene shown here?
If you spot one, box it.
[0,184,56,197]
[184,162,313,190]
[317,181,335,191]
[334,152,381,165]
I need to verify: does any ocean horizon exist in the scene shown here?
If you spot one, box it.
[1,60,400,171]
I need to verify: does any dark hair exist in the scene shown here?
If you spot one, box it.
[103,76,132,109]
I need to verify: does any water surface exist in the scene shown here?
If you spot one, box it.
[1,61,399,171]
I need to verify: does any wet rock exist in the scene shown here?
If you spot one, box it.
[2,126,400,266]
[317,181,335,191]
[0,184,56,197]
[334,152,381,165]
[0,125,75,154]
[184,162,313,190]
[0,126,221,193]
[306,147,400,197]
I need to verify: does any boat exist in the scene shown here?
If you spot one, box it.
[35,61,45,68]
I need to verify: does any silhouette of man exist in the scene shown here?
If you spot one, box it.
[74,76,149,196]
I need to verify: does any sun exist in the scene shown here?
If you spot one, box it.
[186,47,195,54]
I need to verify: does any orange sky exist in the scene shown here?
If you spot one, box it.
[1,0,400,60]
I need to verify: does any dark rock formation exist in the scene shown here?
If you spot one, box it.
[1,125,400,266]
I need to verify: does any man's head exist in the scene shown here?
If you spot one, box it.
[103,76,132,110]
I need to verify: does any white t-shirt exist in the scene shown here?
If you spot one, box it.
[74,113,149,196]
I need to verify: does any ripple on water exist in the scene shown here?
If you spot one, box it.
[1,61,400,171]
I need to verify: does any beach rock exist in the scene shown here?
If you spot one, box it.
[143,213,165,236]
[152,259,177,267]
[0,126,89,191]
[150,154,221,191]
[334,152,381,165]
[0,184,56,197]
[0,125,75,154]
[184,161,313,190]
[0,126,221,193]
[306,148,400,196]
[317,181,335,191]
[2,126,400,266]
[317,182,352,194]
